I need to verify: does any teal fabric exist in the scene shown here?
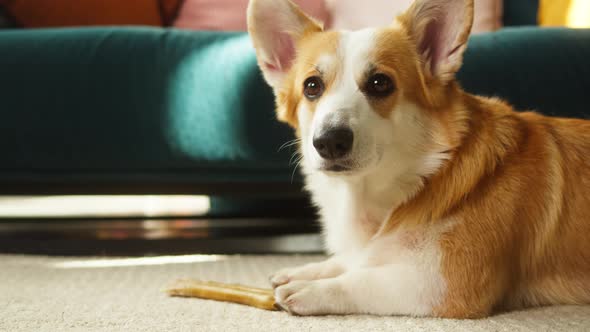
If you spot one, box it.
[0,27,589,191]
[0,27,295,185]
[459,27,590,119]
[503,0,538,26]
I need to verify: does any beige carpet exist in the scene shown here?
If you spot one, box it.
[2,254,590,332]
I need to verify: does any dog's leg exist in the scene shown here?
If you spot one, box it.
[270,255,347,288]
[274,263,444,316]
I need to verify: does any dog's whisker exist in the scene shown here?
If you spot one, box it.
[291,159,303,184]
[278,139,301,152]
[291,156,303,167]
[289,152,302,166]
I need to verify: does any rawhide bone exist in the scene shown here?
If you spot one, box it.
[166,279,278,311]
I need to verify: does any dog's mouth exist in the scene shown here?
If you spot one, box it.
[318,161,355,174]
[316,153,380,177]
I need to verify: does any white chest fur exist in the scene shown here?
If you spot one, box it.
[287,170,450,315]
[305,171,401,254]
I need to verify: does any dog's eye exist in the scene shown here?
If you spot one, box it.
[303,76,324,100]
[364,74,395,98]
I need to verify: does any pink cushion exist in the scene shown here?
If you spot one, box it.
[173,0,330,31]
[326,0,503,34]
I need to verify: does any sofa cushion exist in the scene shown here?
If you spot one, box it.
[0,27,588,193]
[458,27,590,120]
[0,28,295,192]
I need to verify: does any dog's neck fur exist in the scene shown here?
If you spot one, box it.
[303,161,420,254]
[382,91,524,229]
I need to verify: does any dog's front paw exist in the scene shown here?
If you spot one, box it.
[275,280,322,315]
[274,280,344,316]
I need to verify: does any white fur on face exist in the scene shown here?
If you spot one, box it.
[298,29,446,180]
[299,29,384,176]
[296,28,450,254]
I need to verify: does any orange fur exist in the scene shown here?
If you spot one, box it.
[292,19,590,321]
[277,31,341,128]
[251,0,590,318]
[384,91,590,318]
[372,3,590,316]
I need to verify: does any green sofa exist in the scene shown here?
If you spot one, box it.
[1,1,589,217]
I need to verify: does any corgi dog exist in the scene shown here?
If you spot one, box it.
[247,0,590,318]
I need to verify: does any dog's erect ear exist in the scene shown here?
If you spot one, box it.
[247,0,322,88]
[399,0,474,83]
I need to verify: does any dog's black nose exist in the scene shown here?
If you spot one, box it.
[313,127,354,160]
